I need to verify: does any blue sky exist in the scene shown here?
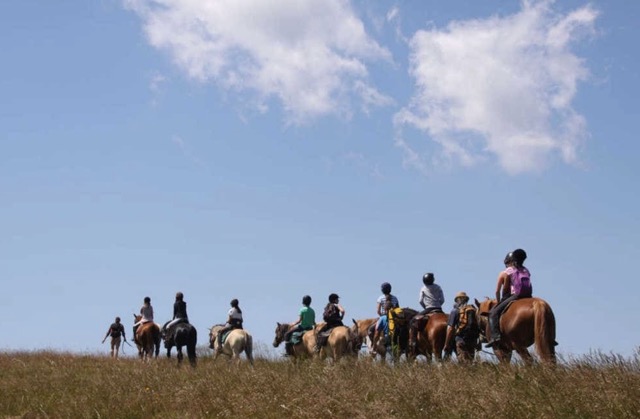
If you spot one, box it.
[1,0,638,359]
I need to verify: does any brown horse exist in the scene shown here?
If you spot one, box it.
[132,314,160,361]
[272,322,317,360]
[475,297,557,364]
[351,318,380,359]
[209,325,254,366]
[408,312,449,362]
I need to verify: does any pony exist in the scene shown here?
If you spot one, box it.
[209,325,254,366]
[370,307,419,363]
[475,297,557,364]
[132,314,160,361]
[272,322,317,360]
[316,323,360,362]
[161,321,197,367]
[408,311,449,363]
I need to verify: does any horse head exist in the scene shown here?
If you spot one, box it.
[349,319,363,354]
[272,322,290,348]
[208,324,223,349]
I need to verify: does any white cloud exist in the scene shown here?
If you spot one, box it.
[124,0,392,125]
[394,0,598,174]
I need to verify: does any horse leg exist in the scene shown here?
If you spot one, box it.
[515,347,533,365]
[177,346,183,364]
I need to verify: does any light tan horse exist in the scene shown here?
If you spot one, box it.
[132,314,160,361]
[476,297,557,364]
[209,325,254,366]
[317,323,361,362]
[272,322,317,360]
[408,312,449,362]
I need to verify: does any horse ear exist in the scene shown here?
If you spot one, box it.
[277,322,281,327]
[352,319,357,326]
[474,298,480,308]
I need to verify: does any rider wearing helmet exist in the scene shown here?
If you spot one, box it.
[486,249,533,348]
[216,298,244,353]
[372,282,400,347]
[284,295,316,355]
[419,273,445,315]
[315,293,345,352]
[164,291,190,336]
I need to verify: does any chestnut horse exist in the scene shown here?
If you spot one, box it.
[272,322,317,360]
[132,314,160,361]
[209,325,254,366]
[408,312,449,362]
[475,297,557,364]
[351,318,380,360]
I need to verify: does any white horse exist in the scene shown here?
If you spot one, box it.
[209,325,254,366]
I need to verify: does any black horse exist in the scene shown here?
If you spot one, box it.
[162,322,198,367]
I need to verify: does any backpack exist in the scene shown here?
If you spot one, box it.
[388,307,407,336]
[511,267,533,297]
[323,304,339,322]
[455,305,479,338]
[110,323,122,338]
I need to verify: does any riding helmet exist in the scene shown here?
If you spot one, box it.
[423,273,435,285]
[504,252,514,266]
[302,295,312,305]
[381,282,392,294]
[512,248,527,264]
[328,293,339,303]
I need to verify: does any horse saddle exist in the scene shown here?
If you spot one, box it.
[316,327,336,347]
[290,330,307,346]
[220,330,232,344]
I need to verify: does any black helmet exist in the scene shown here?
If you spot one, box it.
[144,296,151,304]
[302,295,312,305]
[230,298,239,307]
[328,293,339,303]
[512,248,527,264]
[381,282,392,294]
[504,252,514,266]
[423,273,435,285]
[176,292,184,301]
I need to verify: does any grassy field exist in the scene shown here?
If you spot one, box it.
[1,347,639,418]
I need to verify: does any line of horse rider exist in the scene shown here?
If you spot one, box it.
[103,248,558,365]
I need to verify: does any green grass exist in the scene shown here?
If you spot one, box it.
[1,349,639,418]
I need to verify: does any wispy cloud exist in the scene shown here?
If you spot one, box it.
[394,0,598,174]
[124,0,392,125]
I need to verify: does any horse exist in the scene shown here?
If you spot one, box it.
[272,322,317,360]
[132,314,161,361]
[316,322,360,362]
[475,297,557,364]
[408,311,449,363]
[370,307,419,363]
[161,321,197,367]
[351,318,382,360]
[209,325,254,366]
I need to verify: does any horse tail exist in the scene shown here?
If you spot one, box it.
[533,299,556,364]
[245,333,254,366]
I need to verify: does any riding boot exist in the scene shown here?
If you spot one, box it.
[486,317,501,347]
[285,342,294,356]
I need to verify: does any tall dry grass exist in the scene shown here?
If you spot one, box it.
[1,347,639,418]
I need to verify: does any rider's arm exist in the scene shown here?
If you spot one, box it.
[337,304,345,318]
[495,272,508,301]
[376,302,383,316]
[419,288,426,309]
